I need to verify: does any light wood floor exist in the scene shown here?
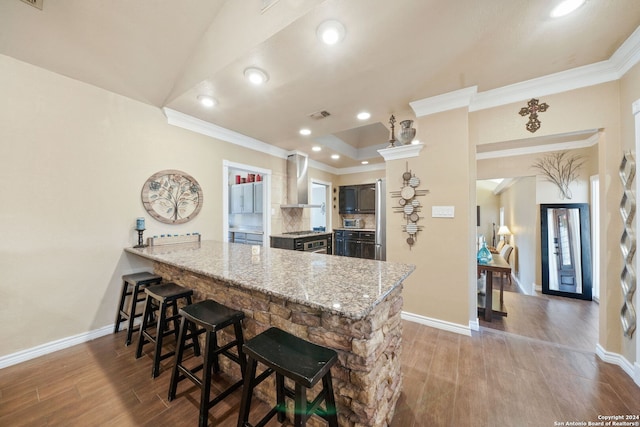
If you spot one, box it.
[1,320,638,426]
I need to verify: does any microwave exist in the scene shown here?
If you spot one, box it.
[343,218,363,228]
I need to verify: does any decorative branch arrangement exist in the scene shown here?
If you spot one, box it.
[532,151,585,200]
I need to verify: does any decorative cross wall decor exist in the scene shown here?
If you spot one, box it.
[519,98,549,133]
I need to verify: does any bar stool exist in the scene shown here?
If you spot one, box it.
[135,282,200,378]
[237,327,339,427]
[114,272,163,345]
[168,299,246,427]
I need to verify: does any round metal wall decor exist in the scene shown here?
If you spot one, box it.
[391,162,429,249]
[141,169,203,224]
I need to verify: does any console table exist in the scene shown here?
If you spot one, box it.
[477,254,511,321]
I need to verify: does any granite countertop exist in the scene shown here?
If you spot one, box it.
[125,240,414,320]
[333,228,376,232]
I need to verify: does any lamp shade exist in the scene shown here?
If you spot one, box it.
[497,225,512,236]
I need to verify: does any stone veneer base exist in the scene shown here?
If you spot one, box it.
[153,262,403,427]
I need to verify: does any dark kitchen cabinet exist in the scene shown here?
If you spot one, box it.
[338,183,376,214]
[335,230,375,259]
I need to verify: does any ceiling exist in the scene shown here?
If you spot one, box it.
[2,0,639,169]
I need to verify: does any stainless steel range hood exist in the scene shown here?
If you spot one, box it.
[281,153,321,208]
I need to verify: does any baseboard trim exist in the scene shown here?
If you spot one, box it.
[401,311,472,336]
[0,325,113,369]
[595,343,638,384]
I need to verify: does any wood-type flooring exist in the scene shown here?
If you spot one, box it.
[1,281,638,426]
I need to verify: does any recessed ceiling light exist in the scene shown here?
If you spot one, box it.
[312,146,322,152]
[331,154,340,160]
[197,94,216,107]
[357,111,371,120]
[317,20,346,45]
[299,128,311,136]
[244,67,269,85]
[361,160,369,165]
[550,0,585,17]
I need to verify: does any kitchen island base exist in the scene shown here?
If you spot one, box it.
[153,262,404,427]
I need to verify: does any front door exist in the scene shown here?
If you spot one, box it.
[541,203,592,300]
[553,208,577,293]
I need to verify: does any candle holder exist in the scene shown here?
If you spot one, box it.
[134,229,148,248]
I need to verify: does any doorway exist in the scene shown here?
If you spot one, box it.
[222,160,271,246]
[310,180,330,231]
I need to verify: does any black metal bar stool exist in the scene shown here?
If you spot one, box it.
[237,327,339,427]
[135,282,200,378]
[168,299,247,427]
[114,272,163,345]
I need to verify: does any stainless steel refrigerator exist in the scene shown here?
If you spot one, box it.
[375,178,386,261]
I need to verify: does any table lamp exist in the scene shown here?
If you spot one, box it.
[498,225,512,245]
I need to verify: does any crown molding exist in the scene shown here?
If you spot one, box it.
[410,86,477,117]
[410,24,640,115]
[476,132,599,160]
[336,162,386,175]
[610,24,640,76]
[163,108,289,159]
[470,60,619,112]
[378,143,424,161]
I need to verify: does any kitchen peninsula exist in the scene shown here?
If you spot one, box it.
[125,240,414,426]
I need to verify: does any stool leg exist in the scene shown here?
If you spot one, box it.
[233,322,246,377]
[189,318,202,357]
[168,316,189,402]
[211,330,220,373]
[152,301,168,378]
[125,284,141,346]
[276,373,285,423]
[294,383,308,427]
[114,281,129,334]
[135,295,153,359]
[237,357,258,427]
[322,373,339,427]
[199,331,214,427]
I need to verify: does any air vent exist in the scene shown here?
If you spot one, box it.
[20,0,43,10]
[309,110,331,120]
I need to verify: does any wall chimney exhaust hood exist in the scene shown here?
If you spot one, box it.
[281,153,321,208]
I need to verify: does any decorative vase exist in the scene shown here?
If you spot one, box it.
[477,241,493,264]
[397,120,416,146]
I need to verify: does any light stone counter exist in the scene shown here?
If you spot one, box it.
[124,240,415,427]
[125,240,413,321]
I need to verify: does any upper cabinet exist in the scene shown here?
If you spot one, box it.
[230,182,255,213]
[253,182,263,214]
[339,183,376,214]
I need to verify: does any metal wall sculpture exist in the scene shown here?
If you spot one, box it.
[619,151,637,338]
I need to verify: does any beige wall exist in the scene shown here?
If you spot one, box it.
[476,180,500,246]
[472,81,630,359]
[0,54,290,356]
[499,177,537,293]
[387,108,472,327]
